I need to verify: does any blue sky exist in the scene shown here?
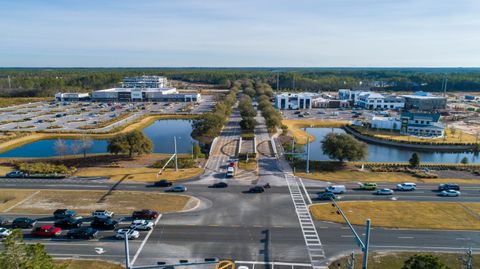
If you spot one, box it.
[1,0,479,67]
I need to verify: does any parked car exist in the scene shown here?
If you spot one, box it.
[0,217,8,227]
[130,219,154,231]
[376,188,394,195]
[0,227,12,238]
[359,183,377,190]
[247,186,265,193]
[67,227,99,239]
[439,190,461,197]
[115,229,140,240]
[11,218,37,229]
[153,179,173,187]
[438,184,460,191]
[396,183,417,191]
[325,185,347,194]
[54,217,83,228]
[90,218,118,230]
[165,185,187,192]
[53,209,77,219]
[317,192,337,200]
[209,182,228,188]
[31,225,62,237]
[5,171,28,178]
[91,210,114,219]
[132,209,159,220]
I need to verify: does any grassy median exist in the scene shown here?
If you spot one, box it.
[74,167,203,182]
[282,119,348,144]
[310,201,480,230]
[55,259,123,269]
[1,189,195,214]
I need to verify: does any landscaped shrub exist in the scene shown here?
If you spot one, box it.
[152,157,196,169]
[16,162,74,175]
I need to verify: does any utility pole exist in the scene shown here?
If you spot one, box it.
[276,72,279,92]
[330,198,371,269]
[124,235,131,269]
[291,138,295,162]
[7,75,11,89]
[174,136,178,171]
[306,136,310,174]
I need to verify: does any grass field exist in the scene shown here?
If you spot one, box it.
[329,252,480,269]
[0,97,51,108]
[238,159,257,171]
[6,189,194,214]
[74,167,203,182]
[282,119,348,144]
[0,189,38,212]
[54,259,123,269]
[310,201,480,230]
[353,126,477,144]
[296,170,480,184]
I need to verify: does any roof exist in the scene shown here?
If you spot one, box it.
[401,112,441,122]
[358,92,384,99]
[94,87,177,93]
[401,94,446,100]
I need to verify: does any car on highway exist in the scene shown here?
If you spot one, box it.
[90,218,118,230]
[11,217,37,229]
[359,183,377,190]
[0,217,8,227]
[165,185,187,192]
[54,217,83,228]
[5,170,28,178]
[0,227,12,239]
[92,209,114,219]
[53,209,77,219]
[317,192,337,200]
[31,225,62,237]
[439,190,461,197]
[153,179,173,187]
[209,182,228,188]
[130,219,154,231]
[438,183,460,191]
[325,185,346,194]
[67,227,99,239]
[132,209,158,220]
[247,186,265,193]
[116,229,140,240]
[396,183,417,191]
[376,188,394,195]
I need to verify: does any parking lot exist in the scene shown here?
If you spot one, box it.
[0,95,215,133]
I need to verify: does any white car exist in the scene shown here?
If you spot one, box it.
[92,210,114,219]
[0,227,12,238]
[440,190,461,197]
[115,229,140,240]
[376,188,394,195]
[396,183,417,191]
[130,219,154,231]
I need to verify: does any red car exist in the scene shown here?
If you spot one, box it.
[132,209,159,220]
[31,225,62,237]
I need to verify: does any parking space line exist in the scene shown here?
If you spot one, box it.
[130,214,162,266]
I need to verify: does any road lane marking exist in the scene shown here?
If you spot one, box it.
[398,236,414,239]
[130,214,162,266]
[341,235,355,238]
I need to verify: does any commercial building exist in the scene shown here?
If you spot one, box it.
[370,116,401,130]
[401,93,447,111]
[55,92,90,102]
[274,93,317,110]
[355,92,405,110]
[400,112,444,137]
[91,88,200,102]
[122,75,168,88]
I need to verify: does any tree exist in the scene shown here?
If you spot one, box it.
[107,130,153,157]
[53,139,68,157]
[461,156,469,164]
[402,254,450,269]
[409,153,420,168]
[0,229,66,269]
[321,133,368,162]
[192,142,201,159]
[79,136,93,158]
[240,117,257,131]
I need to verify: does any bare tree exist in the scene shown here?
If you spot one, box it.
[79,136,93,158]
[70,141,82,156]
[54,139,68,158]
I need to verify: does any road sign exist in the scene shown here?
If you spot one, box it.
[216,260,235,269]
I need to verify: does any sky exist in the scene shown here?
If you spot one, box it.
[1,0,479,67]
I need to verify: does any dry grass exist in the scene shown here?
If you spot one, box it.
[238,159,257,171]
[282,119,348,144]
[0,97,51,108]
[355,127,477,144]
[0,190,37,212]
[9,189,193,214]
[74,167,203,182]
[55,259,123,269]
[0,165,13,175]
[310,201,480,230]
[297,170,480,184]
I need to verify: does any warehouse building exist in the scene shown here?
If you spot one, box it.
[401,94,447,111]
[91,88,201,102]
[55,92,90,102]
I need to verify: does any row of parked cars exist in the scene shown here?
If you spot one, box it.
[0,208,159,240]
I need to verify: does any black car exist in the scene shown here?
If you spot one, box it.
[210,182,228,188]
[438,184,460,191]
[53,209,77,219]
[317,192,337,200]
[12,217,37,229]
[153,180,173,187]
[67,227,99,239]
[248,186,265,193]
[54,217,83,228]
[90,218,118,230]
[0,216,8,226]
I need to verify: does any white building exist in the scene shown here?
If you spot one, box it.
[55,92,90,102]
[275,93,318,110]
[370,116,401,130]
[355,92,405,110]
[92,88,200,102]
[122,75,168,88]
[338,89,361,101]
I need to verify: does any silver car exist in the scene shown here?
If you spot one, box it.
[440,190,460,197]
[376,188,394,195]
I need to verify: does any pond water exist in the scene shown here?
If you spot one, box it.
[0,120,196,158]
[303,128,480,164]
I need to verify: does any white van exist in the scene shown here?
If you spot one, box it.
[226,166,235,178]
[396,182,416,191]
[326,185,346,194]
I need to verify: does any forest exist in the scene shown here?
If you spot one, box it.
[0,67,480,97]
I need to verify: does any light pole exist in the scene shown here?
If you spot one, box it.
[173,136,178,171]
[330,198,371,269]
[306,136,310,174]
